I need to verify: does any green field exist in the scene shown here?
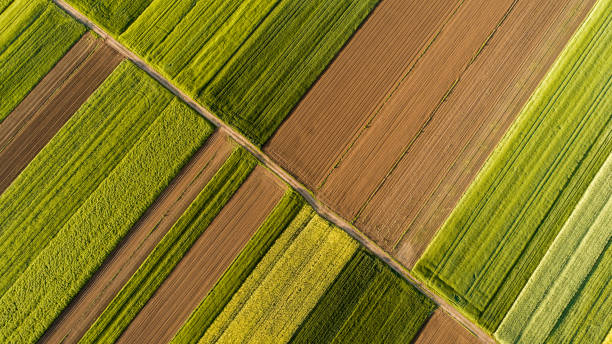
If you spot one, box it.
[81,146,255,344]
[0,61,178,298]
[0,62,212,343]
[495,153,611,344]
[0,0,85,121]
[65,0,379,145]
[172,201,435,344]
[414,0,612,333]
[291,249,436,344]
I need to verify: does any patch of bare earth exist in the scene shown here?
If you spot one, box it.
[414,310,481,344]
[0,32,122,194]
[116,165,285,344]
[39,131,234,344]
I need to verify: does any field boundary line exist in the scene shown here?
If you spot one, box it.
[51,1,496,342]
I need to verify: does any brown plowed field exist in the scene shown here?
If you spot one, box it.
[0,32,122,194]
[40,131,234,344]
[265,0,462,189]
[414,310,481,344]
[116,165,285,344]
[265,0,596,268]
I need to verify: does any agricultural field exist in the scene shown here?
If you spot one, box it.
[41,131,234,343]
[265,0,598,268]
[64,0,380,145]
[0,60,213,343]
[414,0,611,333]
[0,0,609,342]
[0,32,122,193]
[495,151,611,344]
[172,201,436,344]
[0,0,85,122]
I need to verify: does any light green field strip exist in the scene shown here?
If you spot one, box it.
[290,249,436,344]
[0,0,14,14]
[0,61,177,300]
[414,0,612,333]
[0,0,85,121]
[67,0,153,35]
[171,190,305,344]
[65,0,379,145]
[0,95,212,344]
[199,209,358,344]
[80,147,256,344]
[495,153,611,344]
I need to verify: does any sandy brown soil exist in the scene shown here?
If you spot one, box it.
[0,33,122,194]
[414,310,481,344]
[116,165,285,344]
[265,0,462,189]
[265,0,596,268]
[40,132,234,344]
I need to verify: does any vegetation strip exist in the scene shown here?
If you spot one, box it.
[414,0,612,332]
[0,61,175,299]
[0,0,85,121]
[0,91,212,343]
[80,147,257,344]
[199,212,358,343]
[171,190,305,344]
[65,0,380,145]
[291,249,436,344]
[495,153,611,344]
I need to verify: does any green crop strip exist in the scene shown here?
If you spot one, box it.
[67,0,154,35]
[414,0,612,333]
[171,190,305,344]
[495,153,611,344]
[0,87,212,343]
[65,0,380,146]
[291,249,436,344]
[0,0,85,121]
[0,61,178,299]
[199,211,358,344]
[80,147,256,344]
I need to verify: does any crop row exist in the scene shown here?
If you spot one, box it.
[495,152,611,344]
[65,0,380,145]
[414,0,611,335]
[0,0,84,121]
[0,61,213,343]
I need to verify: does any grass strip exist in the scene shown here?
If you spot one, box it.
[0,0,85,121]
[0,97,212,344]
[199,212,358,344]
[171,189,305,344]
[495,153,611,344]
[80,147,257,344]
[414,0,612,332]
[291,249,435,344]
[65,0,379,146]
[0,61,174,299]
[66,0,153,35]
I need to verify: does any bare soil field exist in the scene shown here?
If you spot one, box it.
[265,0,596,268]
[0,32,122,194]
[265,0,461,189]
[414,310,481,344]
[40,131,233,344]
[116,165,285,344]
